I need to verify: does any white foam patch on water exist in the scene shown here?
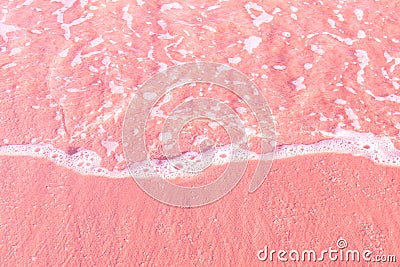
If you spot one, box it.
[0,21,19,42]
[2,62,16,69]
[109,80,124,94]
[355,50,369,85]
[243,36,262,54]
[366,90,400,104]
[228,57,242,64]
[0,130,399,179]
[58,48,69,57]
[122,5,141,38]
[321,32,354,46]
[357,30,366,39]
[334,99,347,105]
[310,44,325,55]
[9,47,22,56]
[89,35,104,47]
[328,19,336,28]
[101,140,119,157]
[60,12,94,40]
[354,9,364,21]
[304,63,313,70]
[160,2,183,12]
[345,108,361,130]
[292,77,306,91]
[244,2,274,27]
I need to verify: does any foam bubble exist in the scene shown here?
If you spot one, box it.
[275,129,400,166]
[0,128,398,180]
[0,144,126,178]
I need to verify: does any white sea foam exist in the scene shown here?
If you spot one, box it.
[244,2,274,27]
[275,129,400,167]
[0,129,399,179]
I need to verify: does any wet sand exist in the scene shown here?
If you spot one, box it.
[1,154,398,266]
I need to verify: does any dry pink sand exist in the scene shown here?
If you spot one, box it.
[1,0,400,265]
[1,155,399,265]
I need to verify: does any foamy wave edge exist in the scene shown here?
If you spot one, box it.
[0,129,399,179]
